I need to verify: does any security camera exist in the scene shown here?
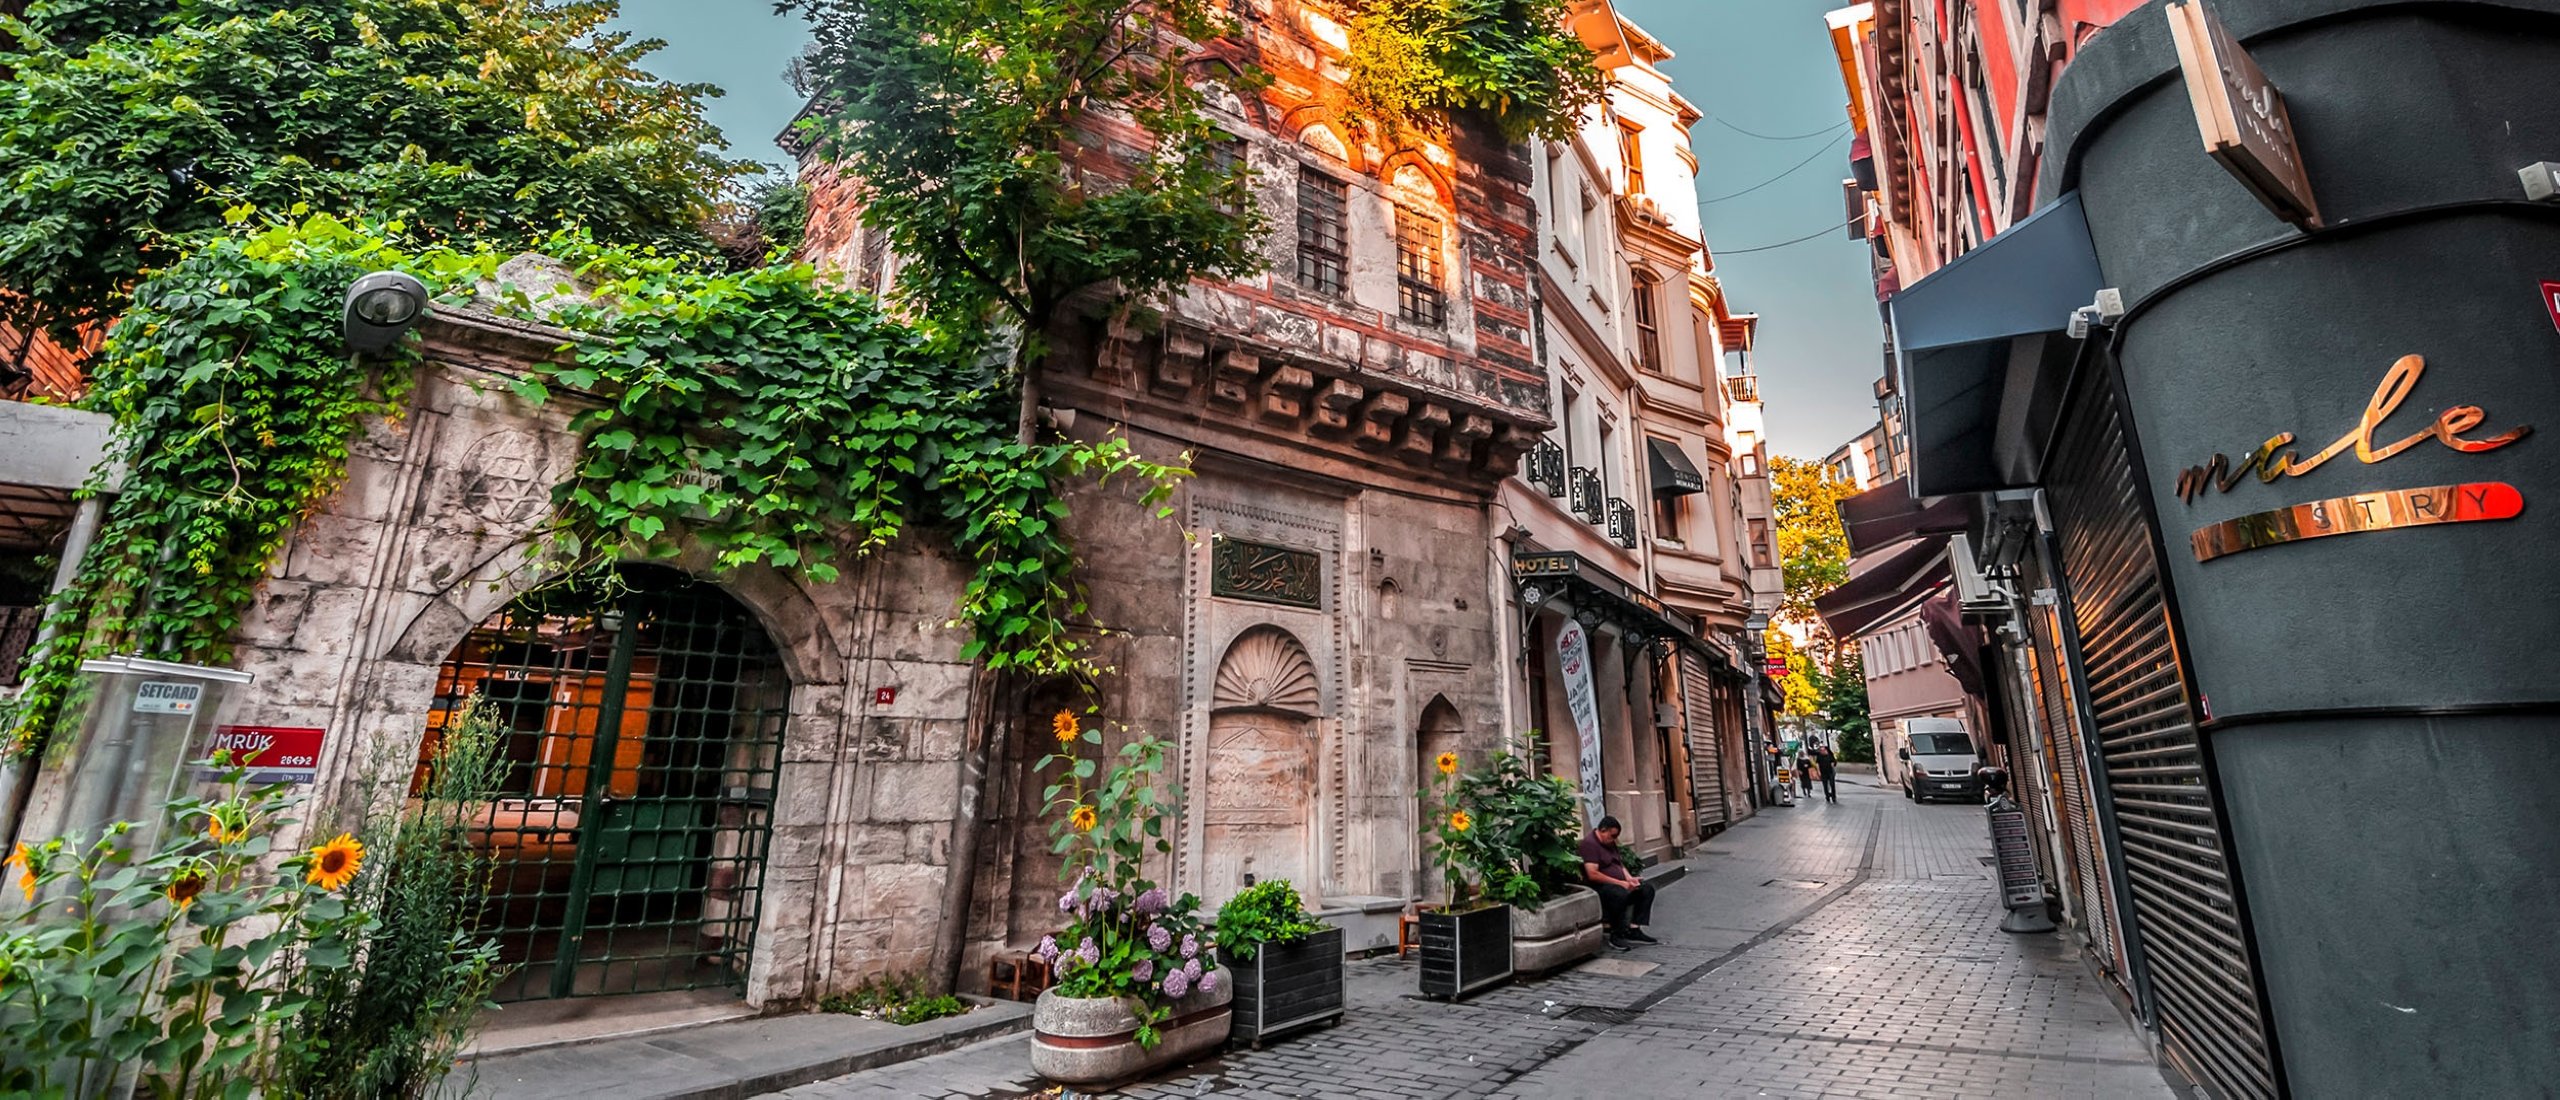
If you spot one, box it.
[343,271,431,354]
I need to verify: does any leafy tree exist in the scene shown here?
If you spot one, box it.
[779,0,1267,439]
[1769,456,1857,627]
[1820,646,1873,762]
[0,0,753,347]
[1341,0,1605,142]
[1765,627,1819,717]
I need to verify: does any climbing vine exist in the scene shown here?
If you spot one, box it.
[1341,0,1606,142]
[2,214,1183,755]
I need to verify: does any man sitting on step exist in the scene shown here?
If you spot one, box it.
[1581,816,1657,950]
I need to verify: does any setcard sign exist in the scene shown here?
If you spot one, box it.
[199,725,327,784]
[1555,618,1606,825]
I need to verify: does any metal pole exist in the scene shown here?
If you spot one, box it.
[0,495,106,852]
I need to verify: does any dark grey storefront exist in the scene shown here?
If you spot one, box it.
[1891,1,2560,1096]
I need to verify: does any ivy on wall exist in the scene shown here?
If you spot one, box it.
[1341,0,1607,142]
[2,216,1183,757]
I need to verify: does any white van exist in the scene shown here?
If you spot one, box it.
[1897,717,1983,803]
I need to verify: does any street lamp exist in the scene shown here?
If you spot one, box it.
[342,271,431,354]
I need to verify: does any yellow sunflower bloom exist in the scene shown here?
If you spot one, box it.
[206,813,247,845]
[306,834,366,892]
[1435,752,1459,776]
[1052,709,1080,745]
[1070,804,1098,833]
[166,870,208,909]
[1448,810,1471,832]
[6,843,31,902]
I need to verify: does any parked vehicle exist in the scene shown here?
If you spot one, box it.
[1897,718,1983,803]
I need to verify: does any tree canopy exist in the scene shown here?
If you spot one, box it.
[1768,456,1857,627]
[0,0,754,346]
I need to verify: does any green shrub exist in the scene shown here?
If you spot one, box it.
[820,972,970,1025]
[1457,733,1584,911]
[1214,880,1326,962]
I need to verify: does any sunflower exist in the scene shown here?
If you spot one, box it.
[1448,810,1471,832]
[166,869,208,909]
[206,812,247,845]
[1435,751,1459,776]
[1070,804,1099,833]
[6,843,30,903]
[305,834,365,892]
[1052,709,1080,746]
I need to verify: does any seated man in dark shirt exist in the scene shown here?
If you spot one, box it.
[1580,816,1657,950]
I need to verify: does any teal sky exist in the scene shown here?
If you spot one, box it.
[607,0,1879,458]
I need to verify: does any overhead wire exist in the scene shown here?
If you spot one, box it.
[1715,217,1863,256]
[1698,130,1852,205]
[1705,112,1852,142]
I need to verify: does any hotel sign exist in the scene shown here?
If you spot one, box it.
[2168,0,2320,228]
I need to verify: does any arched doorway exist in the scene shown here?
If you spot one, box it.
[1414,695,1463,899]
[415,566,789,1001]
[1204,627,1320,906]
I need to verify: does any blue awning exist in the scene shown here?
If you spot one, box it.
[1888,193,2103,497]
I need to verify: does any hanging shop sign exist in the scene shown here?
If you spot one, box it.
[2174,354,2531,504]
[2167,0,2320,227]
[196,725,327,784]
[2190,482,2522,561]
[1555,618,1607,825]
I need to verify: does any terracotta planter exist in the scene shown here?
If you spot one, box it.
[1029,982,1233,1086]
[1222,925,1346,1047]
[1510,885,1605,976]
[1417,903,1513,1000]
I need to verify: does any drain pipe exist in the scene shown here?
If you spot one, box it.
[0,495,105,852]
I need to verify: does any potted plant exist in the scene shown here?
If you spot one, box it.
[1415,748,1514,1000]
[1460,734,1607,976]
[1027,712,1230,1086]
[1214,880,1344,1047]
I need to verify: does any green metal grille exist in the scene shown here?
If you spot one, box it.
[420,567,788,1002]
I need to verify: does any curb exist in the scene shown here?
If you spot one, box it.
[658,1004,1033,1100]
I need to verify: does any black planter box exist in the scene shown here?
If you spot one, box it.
[1418,904,1513,1000]
[1222,925,1345,1047]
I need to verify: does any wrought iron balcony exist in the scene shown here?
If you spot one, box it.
[1526,439,1565,497]
[1607,497,1639,549]
[1569,466,1603,524]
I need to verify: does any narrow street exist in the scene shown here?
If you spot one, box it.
[775,777,2176,1100]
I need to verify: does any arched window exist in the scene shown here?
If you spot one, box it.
[1630,269,1663,372]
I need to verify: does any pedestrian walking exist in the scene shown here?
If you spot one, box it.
[1813,743,1838,803]
[1796,753,1814,797]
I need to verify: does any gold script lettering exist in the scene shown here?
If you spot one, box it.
[2176,355,2532,503]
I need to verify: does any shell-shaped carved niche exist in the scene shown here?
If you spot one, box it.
[1210,626,1321,717]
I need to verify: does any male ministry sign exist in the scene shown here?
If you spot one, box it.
[2168,0,2320,227]
[1555,619,1606,824]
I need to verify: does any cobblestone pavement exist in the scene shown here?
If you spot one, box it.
[771,779,2179,1099]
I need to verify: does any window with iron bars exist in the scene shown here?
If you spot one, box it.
[1296,167,1348,295]
[1395,208,1446,327]
[1608,498,1640,549]
[1527,439,1565,497]
[1569,467,1603,524]
[1208,136,1247,216]
[1630,271,1662,372]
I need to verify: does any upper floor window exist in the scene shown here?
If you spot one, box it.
[1653,493,1683,543]
[1618,121,1646,196]
[1296,166,1348,295]
[1395,208,1447,328]
[1749,518,1774,568]
[1208,136,1247,215]
[1630,270,1663,372]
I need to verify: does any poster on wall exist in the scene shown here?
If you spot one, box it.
[1555,619,1606,824]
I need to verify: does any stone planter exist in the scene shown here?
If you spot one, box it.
[1029,982,1233,1086]
[1417,903,1513,1000]
[1510,884,1607,976]
[1222,925,1345,1048]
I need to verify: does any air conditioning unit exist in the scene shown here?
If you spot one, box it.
[1949,534,2014,619]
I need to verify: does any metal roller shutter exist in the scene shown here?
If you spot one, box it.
[1683,658,1730,834]
[2031,601,2124,979]
[2045,377,2278,1100]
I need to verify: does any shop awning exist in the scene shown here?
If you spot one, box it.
[1514,549,1706,652]
[1837,478,1977,557]
[1888,192,2102,498]
[1813,536,1952,639]
[1647,438,1704,497]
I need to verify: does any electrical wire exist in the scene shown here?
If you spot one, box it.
[1706,112,1851,142]
[1715,217,1862,256]
[1699,131,1852,205]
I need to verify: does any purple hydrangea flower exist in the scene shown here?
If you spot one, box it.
[1057,890,1076,913]
[1132,958,1155,982]
[1180,933,1199,959]
[1093,887,1117,912]
[1147,923,1173,952]
[1183,957,1202,980]
[1133,888,1169,916]
[1198,970,1220,996]
[1036,935,1059,963]
[1076,937,1100,967]
[1162,969,1192,998]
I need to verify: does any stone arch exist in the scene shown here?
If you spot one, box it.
[1282,105,1363,171]
[1202,626,1322,904]
[1383,156,1456,212]
[1414,694,1465,897]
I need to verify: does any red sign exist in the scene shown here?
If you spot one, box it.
[1765,658,1789,677]
[201,725,327,784]
[874,687,898,706]
[2541,281,2560,333]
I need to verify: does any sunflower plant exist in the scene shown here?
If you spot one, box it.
[1419,745,1490,910]
[1033,711,1218,1048]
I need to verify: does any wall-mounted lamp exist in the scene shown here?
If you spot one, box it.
[343,271,431,354]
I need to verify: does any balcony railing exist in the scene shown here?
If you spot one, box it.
[1725,375,1761,404]
[1568,467,1603,524]
[1606,498,1639,550]
[1526,440,1565,497]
